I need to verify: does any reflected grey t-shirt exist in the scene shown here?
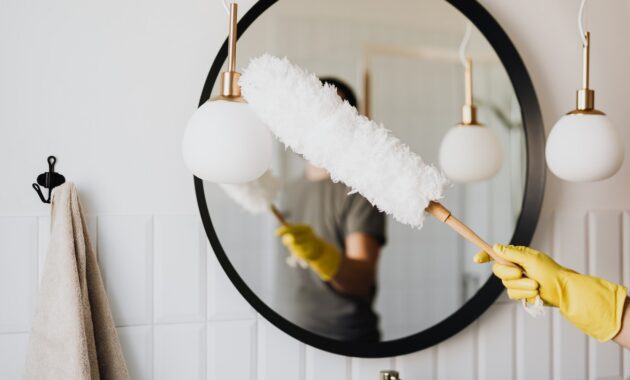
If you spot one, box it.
[276,177,386,342]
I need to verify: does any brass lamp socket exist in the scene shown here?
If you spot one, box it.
[568,32,605,115]
[576,88,594,111]
[461,104,478,126]
[217,71,244,101]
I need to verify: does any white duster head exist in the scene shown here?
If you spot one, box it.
[240,55,448,228]
[220,170,281,214]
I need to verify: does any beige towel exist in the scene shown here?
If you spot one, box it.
[25,182,129,380]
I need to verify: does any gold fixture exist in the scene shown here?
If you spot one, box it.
[569,32,604,115]
[212,2,245,102]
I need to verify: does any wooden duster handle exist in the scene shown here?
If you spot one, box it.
[270,204,288,226]
[426,201,521,270]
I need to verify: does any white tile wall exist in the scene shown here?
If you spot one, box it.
[118,326,153,380]
[1,213,629,380]
[0,217,37,334]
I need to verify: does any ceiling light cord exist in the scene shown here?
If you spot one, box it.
[578,0,587,45]
[458,22,473,67]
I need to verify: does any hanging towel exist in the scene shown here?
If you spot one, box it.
[24,182,129,380]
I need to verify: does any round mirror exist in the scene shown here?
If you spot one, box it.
[195,0,544,357]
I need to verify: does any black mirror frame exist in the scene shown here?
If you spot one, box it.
[194,0,545,358]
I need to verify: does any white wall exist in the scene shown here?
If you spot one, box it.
[1,0,630,379]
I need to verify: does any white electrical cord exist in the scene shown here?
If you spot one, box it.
[578,0,587,45]
[458,22,473,67]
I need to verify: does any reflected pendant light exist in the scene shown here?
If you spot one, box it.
[439,56,503,183]
[182,2,272,184]
[545,1,623,182]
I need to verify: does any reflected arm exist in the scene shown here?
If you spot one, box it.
[330,232,381,299]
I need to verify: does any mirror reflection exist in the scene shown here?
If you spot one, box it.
[205,0,525,342]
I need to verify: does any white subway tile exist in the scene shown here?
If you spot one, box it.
[351,357,394,380]
[0,333,29,379]
[478,303,515,380]
[154,216,206,323]
[118,325,153,380]
[588,211,624,380]
[437,321,477,380]
[207,244,255,320]
[98,215,153,326]
[0,217,38,333]
[258,319,304,380]
[305,346,349,380]
[396,347,434,380]
[208,319,256,380]
[154,323,206,380]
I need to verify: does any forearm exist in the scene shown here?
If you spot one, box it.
[613,297,630,349]
[330,256,376,299]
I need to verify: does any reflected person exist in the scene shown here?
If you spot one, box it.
[276,78,387,342]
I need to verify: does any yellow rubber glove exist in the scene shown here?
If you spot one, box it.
[276,224,342,281]
[474,244,628,342]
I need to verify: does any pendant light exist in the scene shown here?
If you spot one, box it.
[182,1,272,184]
[439,23,503,183]
[545,0,624,182]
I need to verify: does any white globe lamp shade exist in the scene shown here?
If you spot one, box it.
[546,113,623,182]
[182,100,272,184]
[439,125,503,183]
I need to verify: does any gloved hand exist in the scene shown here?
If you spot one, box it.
[475,244,628,342]
[276,224,342,281]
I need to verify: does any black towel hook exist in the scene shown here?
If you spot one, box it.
[32,156,66,203]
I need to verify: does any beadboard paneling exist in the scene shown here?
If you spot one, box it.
[396,347,435,379]
[552,211,588,380]
[588,211,624,380]
[478,303,516,380]
[437,321,478,380]
[516,212,553,380]
[351,357,395,380]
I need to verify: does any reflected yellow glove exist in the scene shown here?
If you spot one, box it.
[276,224,341,281]
[474,244,628,342]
